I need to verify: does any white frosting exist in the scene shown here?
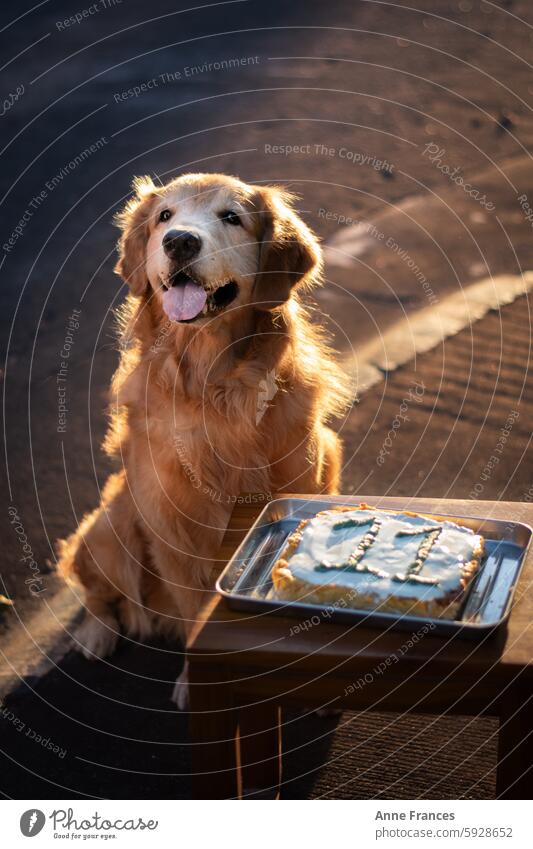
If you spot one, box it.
[286,508,482,603]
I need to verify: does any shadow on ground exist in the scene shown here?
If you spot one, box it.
[1,639,190,799]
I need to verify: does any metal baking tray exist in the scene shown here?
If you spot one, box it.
[216,496,532,638]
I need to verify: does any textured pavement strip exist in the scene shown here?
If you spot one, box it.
[351,272,533,393]
[0,586,79,695]
[283,709,497,800]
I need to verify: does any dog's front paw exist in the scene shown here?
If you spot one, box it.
[172,662,189,710]
[74,614,119,660]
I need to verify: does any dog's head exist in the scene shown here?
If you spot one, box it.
[114,173,321,325]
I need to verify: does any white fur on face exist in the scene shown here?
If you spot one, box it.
[145,183,260,312]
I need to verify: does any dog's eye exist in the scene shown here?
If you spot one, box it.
[219,210,241,227]
[159,209,172,223]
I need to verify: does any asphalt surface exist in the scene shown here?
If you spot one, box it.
[1,0,532,799]
[341,293,533,503]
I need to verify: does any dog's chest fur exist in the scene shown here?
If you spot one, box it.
[121,350,274,510]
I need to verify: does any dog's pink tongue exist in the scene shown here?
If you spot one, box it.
[162,281,207,321]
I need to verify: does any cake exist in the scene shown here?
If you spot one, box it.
[271,504,484,619]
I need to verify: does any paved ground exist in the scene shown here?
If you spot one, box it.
[1,0,532,799]
[341,293,532,503]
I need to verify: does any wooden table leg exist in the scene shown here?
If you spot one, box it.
[188,661,240,799]
[238,701,282,799]
[496,680,533,799]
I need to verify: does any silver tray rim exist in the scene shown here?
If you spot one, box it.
[216,495,532,636]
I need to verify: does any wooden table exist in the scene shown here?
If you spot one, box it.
[187,495,533,799]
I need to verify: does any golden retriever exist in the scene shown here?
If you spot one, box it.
[57,172,352,704]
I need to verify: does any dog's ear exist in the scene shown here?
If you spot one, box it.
[250,187,322,311]
[114,176,158,295]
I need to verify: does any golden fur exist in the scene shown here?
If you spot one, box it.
[56,172,352,665]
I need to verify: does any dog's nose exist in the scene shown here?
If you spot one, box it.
[162,229,202,262]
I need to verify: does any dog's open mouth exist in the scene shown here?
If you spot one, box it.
[161,272,239,323]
